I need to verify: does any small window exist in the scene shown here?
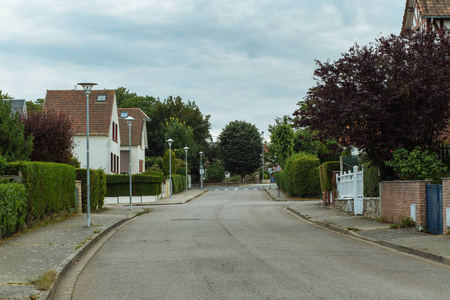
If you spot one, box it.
[120,111,128,118]
[97,94,106,102]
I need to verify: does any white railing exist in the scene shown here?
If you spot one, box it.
[336,165,363,215]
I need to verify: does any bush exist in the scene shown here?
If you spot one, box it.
[229,175,242,183]
[76,169,107,212]
[0,183,27,238]
[106,173,164,197]
[0,155,8,175]
[145,156,163,171]
[363,164,380,197]
[319,161,339,192]
[171,174,185,194]
[162,149,176,176]
[284,153,321,197]
[7,162,76,223]
[205,161,225,183]
[385,147,448,182]
[177,166,187,176]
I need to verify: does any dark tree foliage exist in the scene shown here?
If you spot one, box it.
[20,109,75,164]
[218,120,262,178]
[0,101,33,161]
[294,30,450,163]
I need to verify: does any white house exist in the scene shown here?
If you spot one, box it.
[117,108,150,174]
[2,99,27,116]
[402,0,450,33]
[44,89,121,174]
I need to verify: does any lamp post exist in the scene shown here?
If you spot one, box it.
[184,147,189,196]
[77,82,97,228]
[199,151,203,190]
[167,139,174,202]
[261,131,264,184]
[126,116,135,210]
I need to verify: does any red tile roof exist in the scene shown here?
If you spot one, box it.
[417,0,450,16]
[117,108,149,147]
[44,89,116,136]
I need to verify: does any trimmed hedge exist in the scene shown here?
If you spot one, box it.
[363,164,380,197]
[172,174,185,194]
[0,183,27,238]
[7,162,76,223]
[278,153,321,197]
[106,173,164,197]
[319,161,339,192]
[76,169,107,212]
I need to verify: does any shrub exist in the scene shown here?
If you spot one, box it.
[285,153,321,197]
[400,217,415,228]
[171,174,185,194]
[385,147,448,182]
[0,155,7,175]
[319,161,339,192]
[205,161,225,183]
[145,156,163,171]
[162,149,176,176]
[106,173,164,197]
[0,183,27,238]
[76,169,107,212]
[7,162,76,223]
[363,164,380,197]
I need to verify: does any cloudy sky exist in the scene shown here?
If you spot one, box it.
[1,0,406,140]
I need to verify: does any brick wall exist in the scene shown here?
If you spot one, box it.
[380,180,431,227]
[442,178,450,234]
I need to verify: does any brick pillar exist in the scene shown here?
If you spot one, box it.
[76,180,82,213]
[442,178,450,234]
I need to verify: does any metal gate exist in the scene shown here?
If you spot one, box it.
[426,184,443,234]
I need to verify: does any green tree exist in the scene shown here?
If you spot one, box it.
[218,120,262,179]
[268,116,294,167]
[0,101,33,161]
[162,149,176,177]
[205,160,225,183]
[164,118,196,160]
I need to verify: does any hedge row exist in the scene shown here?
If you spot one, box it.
[76,169,107,212]
[172,174,185,194]
[0,183,27,238]
[106,173,163,197]
[319,161,339,192]
[8,162,76,223]
[276,153,321,197]
[363,164,380,197]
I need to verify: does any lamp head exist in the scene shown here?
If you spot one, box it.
[125,116,135,126]
[77,82,97,94]
[184,147,189,151]
[167,138,174,147]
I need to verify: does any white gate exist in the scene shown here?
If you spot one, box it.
[336,165,363,215]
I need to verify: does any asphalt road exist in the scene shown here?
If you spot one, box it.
[63,190,450,299]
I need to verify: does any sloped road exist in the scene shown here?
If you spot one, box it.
[62,190,450,299]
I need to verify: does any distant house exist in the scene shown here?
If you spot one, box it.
[402,0,450,33]
[2,99,27,116]
[44,89,121,174]
[118,108,150,174]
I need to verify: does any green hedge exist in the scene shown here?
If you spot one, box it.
[280,153,321,197]
[106,173,164,197]
[7,162,76,223]
[172,174,185,194]
[363,164,380,197]
[76,169,107,212]
[0,183,27,238]
[319,161,340,192]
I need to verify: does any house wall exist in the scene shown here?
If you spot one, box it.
[74,135,119,174]
[109,97,121,173]
[120,146,144,174]
[380,180,430,227]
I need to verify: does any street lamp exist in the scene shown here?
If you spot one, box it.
[184,147,189,196]
[167,139,174,202]
[261,131,264,184]
[77,82,97,228]
[199,151,203,190]
[126,116,135,210]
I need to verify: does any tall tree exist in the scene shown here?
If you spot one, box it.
[218,120,262,179]
[0,101,33,161]
[294,29,450,163]
[20,109,75,164]
[268,116,295,167]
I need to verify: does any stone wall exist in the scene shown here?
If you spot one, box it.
[363,197,381,219]
[380,180,430,227]
[441,178,450,234]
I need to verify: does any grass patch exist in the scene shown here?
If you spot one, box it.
[400,217,415,228]
[31,270,57,291]
[347,227,360,231]
[390,224,399,229]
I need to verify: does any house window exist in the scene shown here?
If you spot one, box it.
[112,121,118,143]
[111,153,114,173]
[120,111,128,118]
[116,155,119,174]
[139,159,144,173]
[97,94,106,102]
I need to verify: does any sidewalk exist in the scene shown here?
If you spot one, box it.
[264,187,450,266]
[0,189,207,300]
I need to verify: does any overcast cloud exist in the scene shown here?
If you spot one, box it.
[0,0,405,140]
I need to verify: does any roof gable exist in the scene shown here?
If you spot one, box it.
[44,89,116,135]
[417,0,450,17]
[117,108,149,147]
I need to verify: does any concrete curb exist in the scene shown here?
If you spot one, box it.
[286,206,450,266]
[42,212,145,300]
[133,190,208,206]
[263,188,289,202]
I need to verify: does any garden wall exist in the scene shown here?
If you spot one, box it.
[380,180,430,228]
